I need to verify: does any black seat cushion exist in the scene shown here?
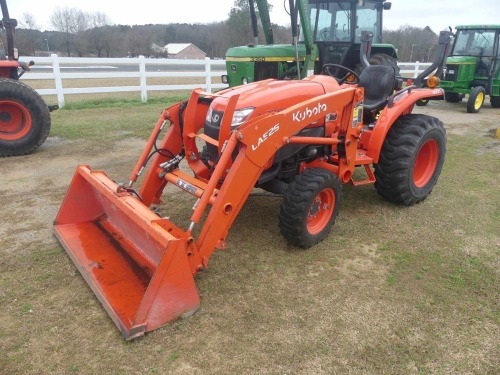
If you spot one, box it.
[358,65,396,111]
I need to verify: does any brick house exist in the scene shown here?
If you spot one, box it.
[165,43,207,59]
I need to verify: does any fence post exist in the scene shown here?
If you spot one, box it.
[139,55,147,103]
[51,54,65,109]
[205,57,212,93]
[414,61,420,78]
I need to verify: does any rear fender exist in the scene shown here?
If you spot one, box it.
[0,61,20,68]
[367,87,444,163]
[0,61,19,78]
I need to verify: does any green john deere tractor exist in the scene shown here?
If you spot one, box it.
[440,25,500,113]
[222,0,398,87]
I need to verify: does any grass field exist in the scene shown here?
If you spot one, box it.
[0,93,499,374]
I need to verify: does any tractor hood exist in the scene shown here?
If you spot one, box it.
[446,56,477,64]
[225,43,308,62]
[212,75,340,120]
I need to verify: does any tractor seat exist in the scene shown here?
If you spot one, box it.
[358,65,396,112]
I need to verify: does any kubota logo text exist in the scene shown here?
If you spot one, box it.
[292,103,327,122]
[251,124,280,151]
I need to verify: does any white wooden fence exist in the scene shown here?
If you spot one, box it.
[21,55,227,109]
[20,54,431,109]
[398,61,433,78]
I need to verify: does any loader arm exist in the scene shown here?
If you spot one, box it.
[296,0,317,77]
[137,86,360,262]
[254,0,273,45]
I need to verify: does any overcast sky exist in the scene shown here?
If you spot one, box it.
[7,0,499,34]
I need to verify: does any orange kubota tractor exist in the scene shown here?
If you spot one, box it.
[54,31,453,340]
[0,0,54,156]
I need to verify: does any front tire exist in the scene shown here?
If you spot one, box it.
[374,114,446,206]
[466,86,485,113]
[279,169,342,248]
[0,79,51,157]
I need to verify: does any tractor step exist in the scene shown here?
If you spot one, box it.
[54,165,200,340]
[329,150,375,186]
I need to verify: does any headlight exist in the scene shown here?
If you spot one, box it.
[231,107,254,128]
[205,106,214,122]
[242,77,249,84]
[221,75,228,84]
[427,75,440,88]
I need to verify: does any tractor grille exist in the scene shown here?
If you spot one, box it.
[255,62,279,81]
[204,109,224,161]
[444,64,459,82]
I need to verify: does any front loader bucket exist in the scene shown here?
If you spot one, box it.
[53,165,200,340]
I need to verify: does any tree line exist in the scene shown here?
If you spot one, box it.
[4,1,438,62]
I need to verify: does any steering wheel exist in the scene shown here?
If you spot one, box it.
[321,63,360,85]
[319,28,330,41]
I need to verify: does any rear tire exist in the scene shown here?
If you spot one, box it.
[355,53,400,75]
[490,96,500,108]
[0,78,51,157]
[374,114,446,206]
[279,168,342,248]
[466,86,485,113]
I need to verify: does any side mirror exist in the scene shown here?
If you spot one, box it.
[383,2,392,10]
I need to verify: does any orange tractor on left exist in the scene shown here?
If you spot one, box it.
[0,0,53,157]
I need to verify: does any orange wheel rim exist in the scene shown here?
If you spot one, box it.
[413,139,439,188]
[0,100,33,141]
[307,188,335,234]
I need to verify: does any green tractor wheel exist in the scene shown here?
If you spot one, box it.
[354,53,400,76]
[467,86,486,113]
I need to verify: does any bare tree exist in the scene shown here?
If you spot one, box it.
[102,26,120,57]
[125,27,153,57]
[383,25,438,62]
[18,12,39,55]
[226,0,253,47]
[50,7,90,56]
[226,0,275,47]
[38,5,297,58]
[19,12,39,30]
[89,12,111,28]
[87,12,113,57]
